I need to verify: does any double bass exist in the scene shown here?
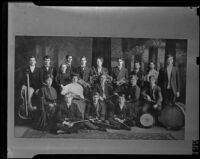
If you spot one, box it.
[18,69,36,120]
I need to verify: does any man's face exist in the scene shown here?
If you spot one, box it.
[67,56,73,64]
[29,57,36,66]
[100,75,107,84]
[150,77,156,85]
[167,57,173,65]
[135,62,140,69]
[149,62,155,69]
[64,95,73,104]
[44,58,51,67]
[81,57,87,66]
[97,59,103,67]
[45,78,53,87]
[118,96,125,105]
[61,64,67,73]
[118,59,123,67]
[72,76,78,83]
[131,77,137,86]
[93,95,99,104]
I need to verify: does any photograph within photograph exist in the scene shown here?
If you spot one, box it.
[14,36,187,140]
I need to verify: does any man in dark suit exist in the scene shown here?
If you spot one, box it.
[158,54,180,106]
[131,61,144,88]
[84,92,110,131]
[76,56,92,99]
[55,92,86,134]
[40,55,57,88]
[20,56,42,111]
[111,57,129,94]
[92,74,114,101]
[91,57,109,85]
[65,54,76,73]
[108,93,136,130]
[141,75,163,125]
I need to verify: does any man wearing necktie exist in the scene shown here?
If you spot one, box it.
[158,54,180,106]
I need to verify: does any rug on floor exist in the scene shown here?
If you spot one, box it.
[21,128,177,140]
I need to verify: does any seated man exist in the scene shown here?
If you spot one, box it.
[84,92,114,131]
[108,93,136,131]
[55,92,86,134]
[141,75,163,125]
[125,75,141,119]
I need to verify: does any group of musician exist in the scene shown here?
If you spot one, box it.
[19,53,180,134]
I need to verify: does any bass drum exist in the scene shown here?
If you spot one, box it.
[139,113,155,128]
[158,102,185,130]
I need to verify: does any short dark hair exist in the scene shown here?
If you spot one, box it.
[80,56,87,61]
[166,54,174,59]
[135,61,141,65]
[97,57,104,62]
[149,75,156,81]
[44,74,54,81]
[66,55,72,59]
[117,57,124,61]
[43,55,51,60]
[29,56,36,60]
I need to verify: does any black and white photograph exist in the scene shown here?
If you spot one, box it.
[14,36,187,140]
[7,3,199,157]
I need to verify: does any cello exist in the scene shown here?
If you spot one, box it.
[18,69,36,120]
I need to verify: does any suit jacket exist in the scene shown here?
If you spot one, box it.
[40,66,57,84]
[158,66,180,95]
[21,66,42,90]
[91,66,109,76]
[126,84,141,102]
[110,102,135,120]
[76,66,92,83]
[55,72,71,87]
[111,66,129,82]
[93,83,113,99]
[56,102,82,123]
[131,69,144,88]
[84,100,107,120]
[142,84,163,106]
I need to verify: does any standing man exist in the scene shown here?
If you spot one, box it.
[55,92,85,134]
[91,57,109,85]
[158,54,180,106]
[76,56,92,99]
[20,56,42,111]
[111,57,129,94]
[108,93,136,130]
[40,55,57,88]
[65,54,76,73]
[131,61,144,88]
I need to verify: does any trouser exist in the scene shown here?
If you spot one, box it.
[165,88,176,106]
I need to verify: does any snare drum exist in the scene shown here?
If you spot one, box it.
[139,113,155,128]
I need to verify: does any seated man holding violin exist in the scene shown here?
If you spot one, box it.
[55,92,86,134]
[107,93,136,131]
